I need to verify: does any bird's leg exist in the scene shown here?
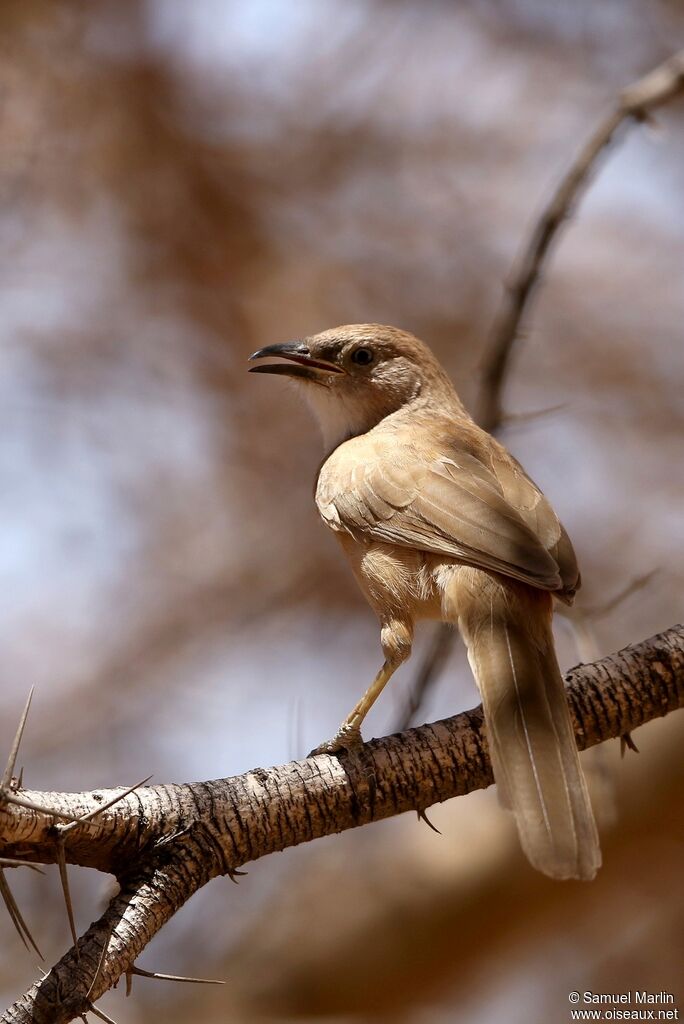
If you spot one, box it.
[309,619,412,757]
[309,659,400,756]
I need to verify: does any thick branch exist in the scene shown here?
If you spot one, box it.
[1,624,682,1022]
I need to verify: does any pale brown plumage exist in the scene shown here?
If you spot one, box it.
[249,324,601,880]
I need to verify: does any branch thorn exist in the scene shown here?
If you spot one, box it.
[416,807,442,834]
[125,964,226,992]
[620,732,640,757]
[55,833,80,959]
[0,856,45,873]
[59,776,153,837]
[87,1002,119,1024]
[0,866,43,959]
[2,686,34,791]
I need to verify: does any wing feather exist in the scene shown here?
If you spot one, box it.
[317,425,578,594]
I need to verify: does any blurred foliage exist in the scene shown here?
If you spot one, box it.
[0,1,682,1021]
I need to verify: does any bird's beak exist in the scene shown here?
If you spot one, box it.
[248,341,344,382]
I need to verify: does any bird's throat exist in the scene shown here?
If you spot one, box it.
[304,388,376,451]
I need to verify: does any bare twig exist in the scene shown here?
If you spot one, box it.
[477,49,684,432]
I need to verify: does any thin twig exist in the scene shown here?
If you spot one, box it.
[478,49,684,432]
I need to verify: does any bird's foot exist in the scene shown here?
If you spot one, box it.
[308,723,364,758]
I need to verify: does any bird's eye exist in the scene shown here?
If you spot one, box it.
[351,346,374,366]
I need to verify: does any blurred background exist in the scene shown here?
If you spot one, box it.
[1,1,683,1021]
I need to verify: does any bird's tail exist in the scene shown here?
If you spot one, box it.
[454,570,601,880]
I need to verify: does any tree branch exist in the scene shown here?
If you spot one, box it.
[1,624,682,1022]
[477,47,684,433]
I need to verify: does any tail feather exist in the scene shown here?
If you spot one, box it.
[457,572,601,880]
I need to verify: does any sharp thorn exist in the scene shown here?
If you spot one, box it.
[620,732,640,757]
[0,867,44,959]
[227,868,248,884]
[0,871,30,953]
[1,791,84,822]
[59,776,154,838]
[87,1002,119,1024]
[0,857,45,874]
[56,839,80,960]
[128,964,226,986]
[75,776,153,825]
[416,808,442,834]
[2,687,34,790]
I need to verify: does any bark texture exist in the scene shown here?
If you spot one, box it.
[0,623,682,1022]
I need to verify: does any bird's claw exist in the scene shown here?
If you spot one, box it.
[308,724,364,758]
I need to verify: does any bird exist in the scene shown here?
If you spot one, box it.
[249,323,601,880]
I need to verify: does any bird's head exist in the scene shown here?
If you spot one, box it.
[249,324,461,449]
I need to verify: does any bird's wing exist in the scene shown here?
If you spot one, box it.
[317,425,579,596]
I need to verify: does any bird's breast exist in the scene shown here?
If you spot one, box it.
[315,434,370,531]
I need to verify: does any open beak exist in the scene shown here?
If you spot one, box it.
[248,342,344,383]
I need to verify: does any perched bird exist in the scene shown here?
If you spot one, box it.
[249,324,601,880]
